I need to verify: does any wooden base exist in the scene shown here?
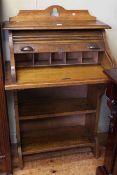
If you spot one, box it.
[96,166,108,175]
[12,132,107,168]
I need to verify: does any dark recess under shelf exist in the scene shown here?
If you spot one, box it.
[18,98,96,120]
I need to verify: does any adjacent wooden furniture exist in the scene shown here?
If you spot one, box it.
[96,69,117,175]
[3,5,116,169]
[0,25,12,174]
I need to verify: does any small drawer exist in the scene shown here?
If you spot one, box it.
[14,40,104,54]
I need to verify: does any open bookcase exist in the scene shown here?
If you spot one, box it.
[3,5,116,169]
[15,86,98,158]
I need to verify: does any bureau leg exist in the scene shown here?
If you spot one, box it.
[17,143,24,169]
[95,136,100,158]
[14,91,23,169]
[91,135,100,158]
[86,85,102,158]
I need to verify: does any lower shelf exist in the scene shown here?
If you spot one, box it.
[21,125,95,156]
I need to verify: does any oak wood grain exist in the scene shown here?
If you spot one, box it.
[5,64,109,90]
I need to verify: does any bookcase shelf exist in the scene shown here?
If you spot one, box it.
[21,125,94,156]
[18,97,96,120]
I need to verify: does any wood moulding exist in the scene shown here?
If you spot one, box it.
[9,5,96,22]
[3,5,111,30]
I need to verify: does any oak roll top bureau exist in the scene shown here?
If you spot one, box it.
[3,5,116,168]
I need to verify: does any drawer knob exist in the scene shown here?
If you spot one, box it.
[21,46,34,52]
[88,44,100,50]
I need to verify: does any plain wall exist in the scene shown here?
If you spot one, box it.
[1,0,117,142]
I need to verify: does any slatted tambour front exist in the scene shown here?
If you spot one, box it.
[13,30,104,53]
[13,30,103,43]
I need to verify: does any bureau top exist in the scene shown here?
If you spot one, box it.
[3,5,110,30]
